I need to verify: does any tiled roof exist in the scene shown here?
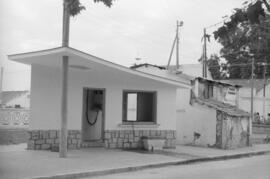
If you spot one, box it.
[195,98,250,117]
[220,79,270,92]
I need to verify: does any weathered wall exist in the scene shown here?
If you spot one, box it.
[176,89,216,147]
[216,110,249,149]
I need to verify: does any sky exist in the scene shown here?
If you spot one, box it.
[0,0,244,89]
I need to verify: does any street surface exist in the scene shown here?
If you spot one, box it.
[90,154,270,179]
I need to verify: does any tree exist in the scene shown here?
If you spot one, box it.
[211,0,270,79]
[207,54,223,79]
[60,0,114,158]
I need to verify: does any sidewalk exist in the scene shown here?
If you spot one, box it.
[0,143,269,179]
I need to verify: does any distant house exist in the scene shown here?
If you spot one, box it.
[1,91,30,108]
[0,68,30,108]
[131,63,213,79]
[220,79,270,121]
[133,64,250,149]
[8,47,191,150]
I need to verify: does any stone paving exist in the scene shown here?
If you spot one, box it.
[0,143,270,179]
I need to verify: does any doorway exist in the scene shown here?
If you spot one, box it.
[82,88,105,142]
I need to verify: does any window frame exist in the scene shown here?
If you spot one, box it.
[122,90,157,125]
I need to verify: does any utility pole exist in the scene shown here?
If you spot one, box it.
[60,0,70,158]
[167,20,183,70]
[0,67,3,106]
[248,57,255,146]
[176,21,180,69]
[202,28,207,78]
[262,60,267,122]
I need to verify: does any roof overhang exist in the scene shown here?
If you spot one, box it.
[8,47,191,89]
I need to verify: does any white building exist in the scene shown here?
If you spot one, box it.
[220,79,270,121]
[133,64,250,149]
[8,47,190,150]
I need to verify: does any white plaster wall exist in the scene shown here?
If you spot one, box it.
[176,89,217,146]
[30,64,177,131]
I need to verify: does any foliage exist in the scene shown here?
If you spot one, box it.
[210,0,270,79]
[207,54,224,79]
[67,0,114,17]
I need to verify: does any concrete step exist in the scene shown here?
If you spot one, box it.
[81,141,104,148]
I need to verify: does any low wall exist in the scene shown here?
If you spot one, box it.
[0,108,29,127]
[27,129,176,150]
[0,128,28,144]
[27,130,81,150]
[252,124,270,134]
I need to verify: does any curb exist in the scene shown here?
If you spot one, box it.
[31,150,270,179]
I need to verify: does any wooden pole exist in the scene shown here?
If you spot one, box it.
[263,60,266,121]
[248,57,254,146]
[60,0,70,158]
[176,21,179,69]
[166,35,177,69]
[203,28,207,78]
[0,67,3,106]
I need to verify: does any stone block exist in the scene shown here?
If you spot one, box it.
[131,142,138,148]
[123,142,130,148]
[134,130,139,137]
[41,144,51,150]
[27,132,32,140]
[76,133,81,139]
[150,130,156,137]
[134,137,140,142]
[35,145,41,150]
[117,141,123,148]
[54,138,59,144]
[109,143,116,148]
[166,132,174,139]
[143,130,149,136]
[31,131,40,140]
[40,131,50,139]
[143,139,165,151]
[105,140,110,148]
[105,132,111,139]
[35,139,45,145]
[46,139,54,144]
[161,131,166,138]
[27,140,35,150]
[112,138,118,143]
[128,134,134,141]
[72,139,78,144]
[124,133,129,139]
[56,131,60,138]
[49,130,57,139]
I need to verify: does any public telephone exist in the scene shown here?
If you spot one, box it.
[85,90,103,126]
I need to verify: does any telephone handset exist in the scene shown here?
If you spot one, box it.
[86,90,102,126]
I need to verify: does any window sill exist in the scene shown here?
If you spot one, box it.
[118,122,160,129]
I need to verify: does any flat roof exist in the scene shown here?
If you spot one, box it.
[8,47,191,89]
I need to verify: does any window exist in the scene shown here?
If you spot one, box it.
[123,91,156,123]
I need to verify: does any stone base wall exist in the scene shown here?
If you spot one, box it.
[28,129,176,150]
[27,130,81,150]
[104,130,176,149]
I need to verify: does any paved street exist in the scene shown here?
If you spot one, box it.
[91,154,270,179]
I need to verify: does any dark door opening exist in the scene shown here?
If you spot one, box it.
[82,88,105,142]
